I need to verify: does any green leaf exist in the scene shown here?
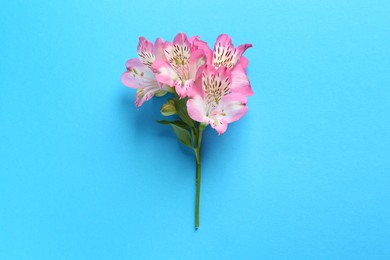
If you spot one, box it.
[156,120,189,129]
[175,98,195,128]
[156,120,192,147]
[170,124,192,148]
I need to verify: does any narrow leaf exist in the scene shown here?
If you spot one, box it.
[156,120,192,147]
[170,124,192,147]
[156,120,189,129]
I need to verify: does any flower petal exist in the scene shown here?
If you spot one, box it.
[164,33,191,81]
[154,37,166,61]
[121,58,154,89]
[187,74,204,98]
[152,60,178,86]
[121,58,162,107]
[220,93,248,123]
[187,95,208,123]
[175,79,194,98]
[239,56,249,69]
[188,49,206,79]
[210,117,228,135]
[135,83,162,108]
[212,34,252,69]
[173,32,188,46]
[231,63,254,96]
[202,66,232,105]
[137,37,155,68]
[190,36,213,65]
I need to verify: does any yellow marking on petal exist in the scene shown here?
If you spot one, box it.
[136,88,144,98]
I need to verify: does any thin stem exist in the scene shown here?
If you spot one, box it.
[194,124,205,230]
[195,148,201,229]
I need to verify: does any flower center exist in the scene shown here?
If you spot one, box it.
[166,44,191,81]
[202,70,231,114]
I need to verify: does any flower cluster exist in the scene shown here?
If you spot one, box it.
[121,33,253,134]
[121,33,253,229]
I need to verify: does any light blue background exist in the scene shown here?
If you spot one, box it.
[1,0,389,259]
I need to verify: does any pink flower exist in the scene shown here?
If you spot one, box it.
[187,66,248,134]
[201,34,254,97]
[211,34,252,70]
[121,37,170,107]
[152,33,207,98]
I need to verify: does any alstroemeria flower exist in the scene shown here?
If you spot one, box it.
[187,66,248,134]
[121,37,170,107]
[211,34,252,69]
[199,34,254,97]
[152,33,206,98]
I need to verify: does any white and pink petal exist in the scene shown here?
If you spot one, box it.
[187,95,209,123]
[121,59,154,89]
[137,37,155,68]
[220,93,248,123]
[212,34,252,69]
[174,79,194,98]
[231,63,254,96]
[152,60,178,86]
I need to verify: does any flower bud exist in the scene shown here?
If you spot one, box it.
[160,99,176,116]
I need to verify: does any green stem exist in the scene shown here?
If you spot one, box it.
[194,124,205,230]
[195,148,201,229]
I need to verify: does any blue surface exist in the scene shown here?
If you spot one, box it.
[1,0,390,259]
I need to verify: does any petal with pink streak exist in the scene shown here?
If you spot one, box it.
[188,49,206,79]
[187,75,204,99]
[121,58,154,89]
[154,38,166,61]
[231,63,254,96]
[135,83,161,108]
[137,37,155,68]
[164,36,191,74]
[173,32,188,45]
[190,37,213,64]
[220,93,248,123]
[239,56,249,69]
[175,79,194,98]
[215,34,233,46]
[201,65,232,102]
[152,60,178,86]
[187,95,208,123]
[234,43,252,63]
[212,34,252,69]
[210,118,228,135]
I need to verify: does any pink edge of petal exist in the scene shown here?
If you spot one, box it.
[216,66,232,80]
[188,50,207,78]
[215,34,233,46]
[135,94,144,108]
[221,93,248,123]
[137,36,153,54]
[154,37,165,61]
[236,43,253,56]
[239,56,249,69]
[231,64,254,96]
[192,38,213,63]
[125,58,142,70]
[213,118,228,135]
[121,71,137,89]
[173,32,188,45]
[187,97,207,123]
[187,74,204,98]
[135,89,154,108]
[175,83,186,98]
